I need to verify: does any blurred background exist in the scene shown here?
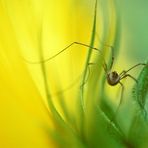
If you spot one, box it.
[0,0,147,147]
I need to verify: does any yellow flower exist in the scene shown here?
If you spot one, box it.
[0,0,119,147]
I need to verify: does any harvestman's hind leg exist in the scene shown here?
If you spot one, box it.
[117,82,124,114]
[110,82,124,124]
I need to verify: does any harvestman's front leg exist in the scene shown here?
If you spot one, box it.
[119,63,146,77]
[120,74,138,83]
[109,46,114,71]
[104,45,114,71]
[24,41,106,64]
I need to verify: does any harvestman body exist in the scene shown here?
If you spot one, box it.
[25,41,147,121]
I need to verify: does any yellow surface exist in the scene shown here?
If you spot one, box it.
[0,0,97,147]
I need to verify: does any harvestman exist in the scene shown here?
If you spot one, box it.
[25,41,147,120]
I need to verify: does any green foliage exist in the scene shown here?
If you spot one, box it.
[133,61,148,119]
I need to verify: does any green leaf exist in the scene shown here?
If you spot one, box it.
[133,62,148,119]
[80,0,97,111]
[77,0,98,140]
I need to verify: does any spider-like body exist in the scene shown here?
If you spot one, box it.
[107,71,120,86]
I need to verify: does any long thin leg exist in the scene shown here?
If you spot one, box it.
[118,82,124,112]
[23,42,107,66]
[53,63,96,95]
[119,70,126,77]
[120,74,138,83]
[116,82,124,116]
[104,45,114,71]
[80,63,96,89]
[110,82,124,124]
[80,60,108,89]
[119,63,146,76]
[95,33,114,71]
